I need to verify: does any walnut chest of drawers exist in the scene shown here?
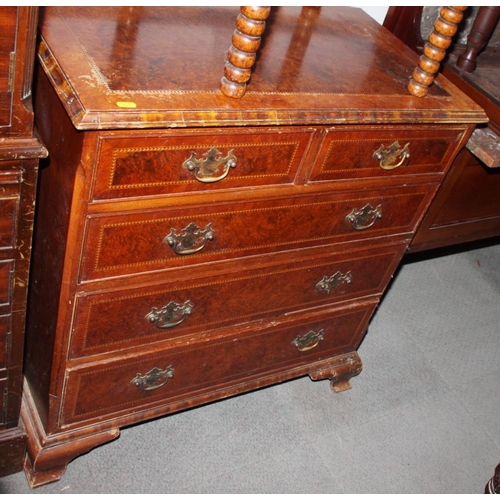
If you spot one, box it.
[21,6,486,487]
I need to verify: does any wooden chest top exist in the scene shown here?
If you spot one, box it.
[38,6,486,130]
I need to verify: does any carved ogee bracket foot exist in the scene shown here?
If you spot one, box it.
[21,384,120,488]
[308,352,363,393]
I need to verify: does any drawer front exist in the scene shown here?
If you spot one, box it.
[70,241,406,358]
[309,126,465,182]
[61,302,376,425]
[0,197,18,249]
[92,128,315,200]
[81,185,434,281]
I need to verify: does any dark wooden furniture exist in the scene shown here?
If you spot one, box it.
[384,6,500,252]
[486,462,500,493]
[455,7,500,74]
[0,6,47,477]
[21,6,486,487]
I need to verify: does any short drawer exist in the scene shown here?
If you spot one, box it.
[81,185,434,281]
[70,240,406,358]
[91,128,315,200]
[61,301,376,425]
[309,126,466,182]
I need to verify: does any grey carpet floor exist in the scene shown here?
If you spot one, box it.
[1,240,499,494]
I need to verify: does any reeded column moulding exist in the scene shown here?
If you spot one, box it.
[408,6,468,97]
[220,6,271,98]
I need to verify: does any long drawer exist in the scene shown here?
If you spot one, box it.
[91,128,315,200]
[69,240,406,359]
[309,126,465,182]
[81,185,435,281]
[61,301,377,426]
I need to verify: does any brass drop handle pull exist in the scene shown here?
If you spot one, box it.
[346,204,382,231]
[373,141,410,170]
[145,300,194,329]
[292,329,324,352]
[316,271,352,294]
[163,222,214,255]
[131,366,174,391]
[183,147,237,183]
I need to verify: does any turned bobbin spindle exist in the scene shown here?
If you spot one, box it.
[408,6,467,97]
[220,6,271,98]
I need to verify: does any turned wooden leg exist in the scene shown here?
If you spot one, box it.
[408,6,468,97]
[456,7,500,72]
[220,6,271,98]
[308,352,363,393]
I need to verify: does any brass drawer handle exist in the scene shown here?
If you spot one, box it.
[163,222,214,255]
[183,147,237,183]
[131,365,174,391]
[373,141,410,170]
[346,204,382,231]
[145,300,194,329]
[292,329,324,352]
[316,271,352,294]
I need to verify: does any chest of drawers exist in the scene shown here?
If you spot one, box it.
[21,7,486,487]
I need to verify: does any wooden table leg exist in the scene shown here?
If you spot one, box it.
[456,6,500,72]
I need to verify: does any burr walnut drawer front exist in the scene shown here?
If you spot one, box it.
[61,301,376,425]
[69,240,406,359]
[91,128,315,200]
[81,185,435,281]
[309,126,466,182]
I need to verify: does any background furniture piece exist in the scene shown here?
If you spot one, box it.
[486,462,500,493]
[21,6,485,487]
[0,6,47,477]
[384,6,500,252]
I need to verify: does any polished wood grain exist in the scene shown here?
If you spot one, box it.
[37,6,485,129]
[22,6,486,486]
